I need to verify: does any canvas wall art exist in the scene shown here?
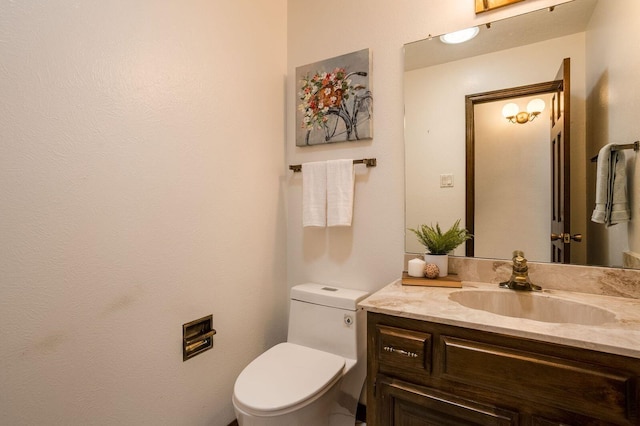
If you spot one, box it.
[296,48,373,146]
[475,0,525,13]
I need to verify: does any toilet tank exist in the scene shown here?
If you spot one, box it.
[287,283,369,361]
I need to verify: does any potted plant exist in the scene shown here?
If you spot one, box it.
[408,219,472,277]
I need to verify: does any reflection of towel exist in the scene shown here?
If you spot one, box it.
[302,162,327,227]
[327,159,354,227]
[591,144,630,226]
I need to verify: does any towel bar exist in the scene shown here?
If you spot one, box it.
[590,141,639,162]
[289,158,377,172]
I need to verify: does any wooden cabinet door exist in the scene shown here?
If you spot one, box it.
[376,376,518,426]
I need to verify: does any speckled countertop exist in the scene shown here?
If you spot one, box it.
[359,279,640,359]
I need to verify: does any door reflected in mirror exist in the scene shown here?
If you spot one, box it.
[472,92,556,262]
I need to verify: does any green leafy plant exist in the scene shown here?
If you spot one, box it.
[409,219,472,255]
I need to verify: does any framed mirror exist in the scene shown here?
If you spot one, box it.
[404,0,640,268]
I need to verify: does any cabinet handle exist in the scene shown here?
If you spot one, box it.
[384,346,418,358]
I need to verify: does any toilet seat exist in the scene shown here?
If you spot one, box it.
[233,342,346,416]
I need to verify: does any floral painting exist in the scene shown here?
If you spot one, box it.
[296,49,373,146]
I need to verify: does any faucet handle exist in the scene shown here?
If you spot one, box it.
[512,254,528,274]
[500,249,540,291]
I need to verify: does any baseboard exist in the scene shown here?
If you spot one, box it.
[356,402,367,422]
[228,404,366,425]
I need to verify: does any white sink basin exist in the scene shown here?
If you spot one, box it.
[449,290,617,325]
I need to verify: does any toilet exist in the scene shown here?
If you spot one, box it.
[232,283,369,426]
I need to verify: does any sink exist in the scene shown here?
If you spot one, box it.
[449,290,617,325]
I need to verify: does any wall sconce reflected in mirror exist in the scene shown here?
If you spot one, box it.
[502,98,545,124]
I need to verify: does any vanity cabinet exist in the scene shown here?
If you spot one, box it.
[367,312,640,425]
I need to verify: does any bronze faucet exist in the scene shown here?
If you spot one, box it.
[499,250,541,291]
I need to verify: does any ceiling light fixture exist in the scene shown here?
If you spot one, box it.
[439,27,480,44]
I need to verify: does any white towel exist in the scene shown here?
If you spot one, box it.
[327,159,355,227]
[609,150,630,224]
[302,161,327,227]
[591,144,630,226]
[591,144,612,224]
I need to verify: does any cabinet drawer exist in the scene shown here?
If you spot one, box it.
[376,325,431,379]
[379,376,518,425]
[441,336,637,424]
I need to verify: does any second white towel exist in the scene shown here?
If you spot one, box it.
[327,159,355,227]
[302,161,327,227]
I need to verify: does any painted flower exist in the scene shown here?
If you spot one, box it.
[298,67,355,131]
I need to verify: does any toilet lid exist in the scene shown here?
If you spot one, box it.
[233,342,345,413]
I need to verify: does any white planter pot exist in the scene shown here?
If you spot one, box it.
[424,253,448,277]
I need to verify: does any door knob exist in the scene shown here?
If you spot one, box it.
[550,233,583,243]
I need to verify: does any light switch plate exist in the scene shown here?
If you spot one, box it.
[440,174,454,188]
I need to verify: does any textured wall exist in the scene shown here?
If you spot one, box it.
[0,1,287,425]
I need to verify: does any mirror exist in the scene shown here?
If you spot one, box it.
[404,0,640,268]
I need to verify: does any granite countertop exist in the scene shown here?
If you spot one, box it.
[359,279,640,359]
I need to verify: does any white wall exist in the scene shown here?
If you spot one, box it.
[586,0,640,266]
[0,1,287,425]
[286,0,569,294]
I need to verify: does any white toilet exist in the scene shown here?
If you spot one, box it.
[232,283,369,426]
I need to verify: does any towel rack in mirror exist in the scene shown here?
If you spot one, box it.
[590,141,639,162]
[289,158,377,172]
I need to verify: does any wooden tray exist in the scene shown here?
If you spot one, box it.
[401,271,462,288]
